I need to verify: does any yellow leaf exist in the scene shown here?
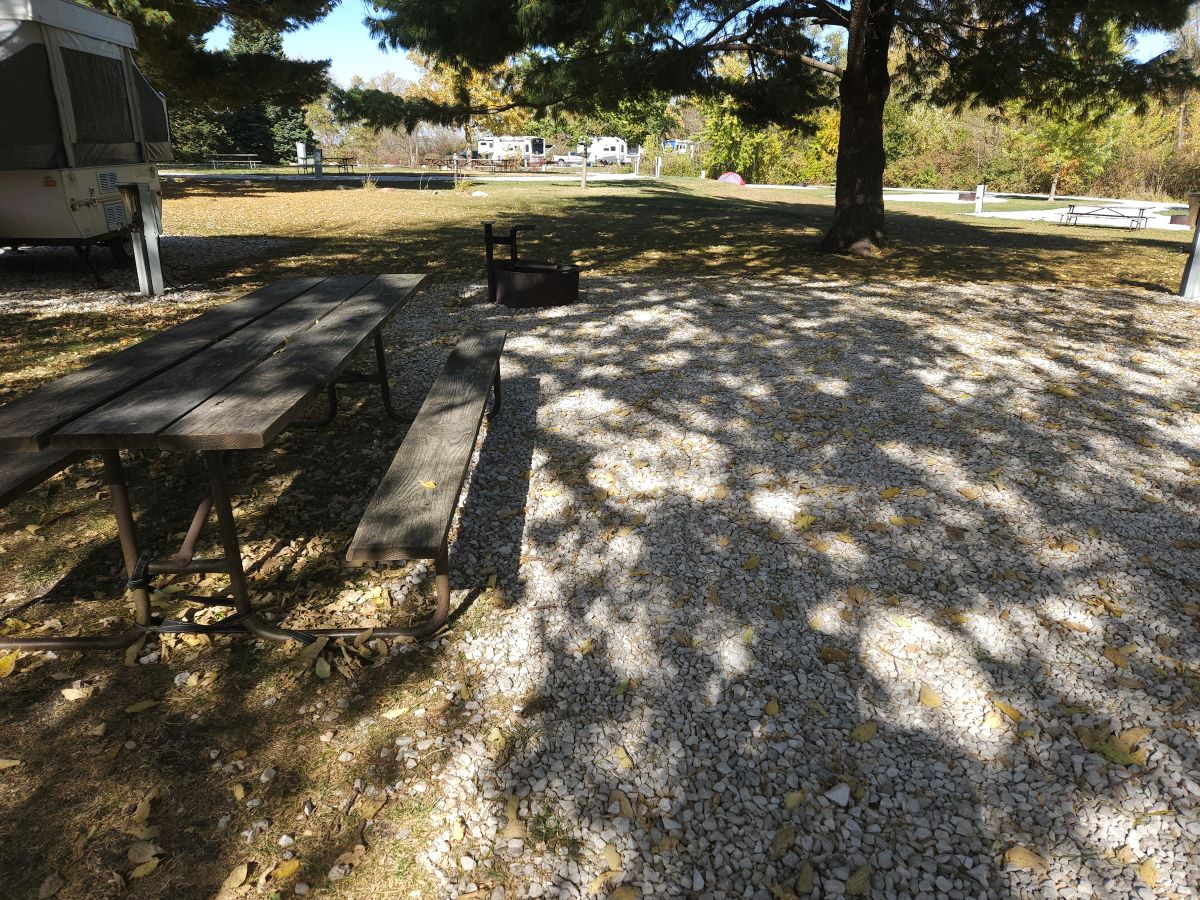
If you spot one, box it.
[0,651,17,679]
[807,538,831,552]
[60,686,94,701]
[576,638,595,655]
[879,487,901,499]
[994,701,1022,723]
[603,843,622,870]
[764,699,780,716]
[124,699,158,714]
[982,710,1006,731]
[846,864,872,895]
[1004,846,1046,872]
[609,886,639,900]
[220,863,249,892]
[834,531,854,544]
[889,515,907,527]
[850,722,878,742]
[0,758,22,771]
[129,858,159,879]
[918,684,942,708]
[769,824,796,859]
[231,783,245,801]
[672,628,693,648]
[783,791,804,810]
[1137,857,1158,888]
[892,614,913,629]
[314,657,331,679]
[713,485,729,500]
[742,554,760,571]
[792,512,817,530]
[846,584,868,603]
[1103,646,1130,670]
[132,788,158,824]
[958,486,982,501]
[615,746,633,772]
[272,859,301,881]
[421,480,437,490]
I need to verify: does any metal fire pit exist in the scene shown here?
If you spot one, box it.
[483,222,579,308]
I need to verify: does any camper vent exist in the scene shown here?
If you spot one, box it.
[103,201,127,231]
[97,171,119,195]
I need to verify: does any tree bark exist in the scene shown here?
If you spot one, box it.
[818,0,895,255]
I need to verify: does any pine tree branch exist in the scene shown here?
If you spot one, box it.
[721,41,845,76]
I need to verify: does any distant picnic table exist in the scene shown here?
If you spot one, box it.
[208,153,259,169]
[1060,203,1150,230]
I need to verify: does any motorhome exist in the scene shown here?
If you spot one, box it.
[475,135,546,164]
[0,0,172,260]
[578,137,630,165]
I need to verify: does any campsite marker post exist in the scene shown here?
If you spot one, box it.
[975,185,986,214]
[118,182,164,297]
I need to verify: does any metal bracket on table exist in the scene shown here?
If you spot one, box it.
[297,331,407,426]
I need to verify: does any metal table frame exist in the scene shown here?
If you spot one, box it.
[0,281,453,652]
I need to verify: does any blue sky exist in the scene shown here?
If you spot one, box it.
[206,1,419,86]
[207,7,1176,86]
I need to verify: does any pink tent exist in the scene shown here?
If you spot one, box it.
[717,172,745,186]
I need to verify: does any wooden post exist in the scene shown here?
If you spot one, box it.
[580,137,589,189]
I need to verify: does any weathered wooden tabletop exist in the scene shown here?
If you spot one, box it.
[0,273,425,454]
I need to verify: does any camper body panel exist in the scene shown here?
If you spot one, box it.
[0,163,159,243]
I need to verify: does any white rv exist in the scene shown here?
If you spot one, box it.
[475,135,546,163]
[0,0,171,259]
[580,137,630,165]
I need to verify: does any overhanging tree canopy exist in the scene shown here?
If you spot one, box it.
[79,0,334,108]
[340,0,1198,253]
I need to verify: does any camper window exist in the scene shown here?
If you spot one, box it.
[62,47,136,162]
[0,42,65,169]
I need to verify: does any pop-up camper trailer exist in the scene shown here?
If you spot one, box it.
[0,0,171,260]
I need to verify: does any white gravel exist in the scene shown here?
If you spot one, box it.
[381,276,1200,899]
[5,267,1199,898]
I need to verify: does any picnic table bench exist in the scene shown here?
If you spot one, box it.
[1060,204,1150,230]
[208,153,260,169]
[324,156,358,172]
[0,274,506,651]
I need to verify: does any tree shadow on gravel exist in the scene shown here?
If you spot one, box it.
[384,276,1200,899]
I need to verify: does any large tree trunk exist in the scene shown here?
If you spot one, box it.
[818,0,896,255]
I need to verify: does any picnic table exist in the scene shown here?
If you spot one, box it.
[208,153,259,169]
[325,156,357,172]
[0,274,434,651]
[1060,203,1150,230]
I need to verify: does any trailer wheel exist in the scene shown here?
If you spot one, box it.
[107,236,133,267]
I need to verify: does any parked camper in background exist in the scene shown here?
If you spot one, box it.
[663,138,697,158]
[579,137,630,165]
[0,0,171,261]
[475,136,546,164]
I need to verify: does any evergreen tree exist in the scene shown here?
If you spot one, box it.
[340,0,1197,254]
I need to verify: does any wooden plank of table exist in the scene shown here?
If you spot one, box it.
[54,275,374,450]
[160,274,425,450]
[348,329,506,562]
[0,277,326,453]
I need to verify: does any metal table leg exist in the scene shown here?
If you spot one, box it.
[0,449,148,651]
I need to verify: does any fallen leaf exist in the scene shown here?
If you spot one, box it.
[0,651,18,679]
[918,684,943,708]
[603,843,622,870]
[982,710,1006,731]
[994,701,1022,723]
[792,512,818,530]
[127,841,162,864]
[1103,646,1130,670]
[879,487,901,499]
[219,863,248,893]
[38,873,64,899]
[769,824,795,859]
[421,481,437,489]
[314,657,331,679]
[850,722,878,743]
[945,527,967,541]
[295,635,328,667]
[609,886,639,900]
[231,783,245,801]
[764,699,780,716]
[124,699,158,714]
[615,746,633,772]
[795,862,815,893]
[0,759,22,771]
[587,870,622,895]
[1137,857,1158,888]
[819,647,849,664]
[1003,845,1046,872]
[783,791,804,810]
[846,864,872,895]
[132,788,158,824]
[60,686,94,701]
[742,554,760,571]
[958,486,982,502]
[272,859,300,881]
[129,859,158,879]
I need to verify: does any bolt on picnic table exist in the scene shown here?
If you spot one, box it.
[0,273,470,651]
